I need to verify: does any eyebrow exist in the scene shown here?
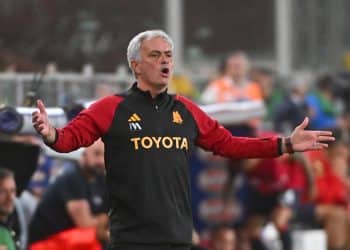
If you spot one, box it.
[148,50,172,54]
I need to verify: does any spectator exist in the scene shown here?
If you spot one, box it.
[0,168,17,250]
[328,140,349,185]
[201,51,262,104]
[10,134,65,229]
[201,55,265,208]
[302,141,350,250]
[273,73,311,134]
[250,67,283,123]
[305,75,345,130]
[28,139,108,250]
[210,226,236,250]
[240,133,315,250]
[169,73,199,100]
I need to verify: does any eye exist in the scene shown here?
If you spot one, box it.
[149,52,160,58]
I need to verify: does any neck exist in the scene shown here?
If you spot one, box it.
[137,80,167,98]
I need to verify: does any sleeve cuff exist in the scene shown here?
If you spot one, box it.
[277,137,283,156]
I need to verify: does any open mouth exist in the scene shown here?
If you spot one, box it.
[161,68,170,77]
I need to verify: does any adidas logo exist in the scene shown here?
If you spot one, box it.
[128,113,142,131]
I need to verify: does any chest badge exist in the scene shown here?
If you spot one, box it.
[128,113,142,131]
[172,111,183,124]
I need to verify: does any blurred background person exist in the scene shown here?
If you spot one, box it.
[9,134,67,232]
[301,139,349,250]
[201,51,262,104]
[0,168,17,250]
[273,73,311,134]
[209,225,236,250]
[28,139,108,250]
[305,75,347,131]
[250,67,283,124]
[169,73,199,100]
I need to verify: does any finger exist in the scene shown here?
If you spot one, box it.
[298,117,309,129]
[314,143,329,149]
[318,136,335,142]
[37,99,47,116]
[315,130,333,136]
[32,114,39,123]
[33,124,40,132]
[35,120,44,126]
[38,124,46,133]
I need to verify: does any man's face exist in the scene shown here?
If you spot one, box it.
[226,54,249,80]
[132,37,173,89]
[82,140,105,176]
[212,229,236,250]
[0,177,16,218]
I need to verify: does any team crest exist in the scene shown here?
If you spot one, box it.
[172,111,183,124]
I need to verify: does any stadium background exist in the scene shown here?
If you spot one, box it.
[1,1,350,250]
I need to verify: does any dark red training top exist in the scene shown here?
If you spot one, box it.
[50,83,281,244]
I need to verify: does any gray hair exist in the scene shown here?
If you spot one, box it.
[127,30,174,70]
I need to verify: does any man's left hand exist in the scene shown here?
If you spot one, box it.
[289,117,335,152]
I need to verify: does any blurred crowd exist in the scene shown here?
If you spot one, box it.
[1,50,350,250]
[191,51,350,250]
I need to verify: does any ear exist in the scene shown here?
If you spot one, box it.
[131,61,141,75]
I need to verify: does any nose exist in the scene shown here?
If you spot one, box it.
[160,53,170,64]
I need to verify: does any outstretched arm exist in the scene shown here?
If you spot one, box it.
[178,96,335,158]
[32,96,123,152]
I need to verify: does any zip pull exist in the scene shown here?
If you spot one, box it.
[155,105,159,111]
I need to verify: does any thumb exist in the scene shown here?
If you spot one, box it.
[37,99,47,115]
[298,117,309,130]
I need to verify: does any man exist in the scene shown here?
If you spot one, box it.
[201,51,263,135]
[0,168,17,250]
[210,226,236,250]
[201,51,262,104]
[28,139,108,250]
[32,30,334,250]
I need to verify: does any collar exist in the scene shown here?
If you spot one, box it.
[131,82,169,103]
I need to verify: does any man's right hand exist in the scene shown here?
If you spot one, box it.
[32,99,56,144]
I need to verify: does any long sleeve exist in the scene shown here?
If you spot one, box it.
[177,95,281,159]
[50,95,123,152]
